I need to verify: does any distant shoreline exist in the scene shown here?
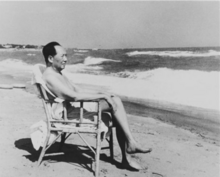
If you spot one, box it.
[0,44,219,50]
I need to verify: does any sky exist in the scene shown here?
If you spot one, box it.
[0,1,219,49]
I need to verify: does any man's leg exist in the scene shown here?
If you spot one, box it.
[115,121,143,170]
[110,96,152,154]
[100,97,151,170]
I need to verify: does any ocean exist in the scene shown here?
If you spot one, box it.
[1,46,219,72]
[0,46,219,111]
[67,47,220,76]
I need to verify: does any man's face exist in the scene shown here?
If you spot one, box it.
[51,45,67,71]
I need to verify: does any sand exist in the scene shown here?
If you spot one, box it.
[0,60,219,177]
[0,84,219,177]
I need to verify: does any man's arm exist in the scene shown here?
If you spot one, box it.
[68,78,115,97]
[45,75,117,110]
[76,87,115,98]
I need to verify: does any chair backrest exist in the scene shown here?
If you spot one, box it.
[32,64,57,98]
[32,64,101,128]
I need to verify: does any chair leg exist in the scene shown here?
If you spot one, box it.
[37,134,50,166]
[109,129,114,160]
[59,133,66,151]
[95,131,102,177]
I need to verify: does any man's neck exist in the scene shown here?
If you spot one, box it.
[50,66,62,74]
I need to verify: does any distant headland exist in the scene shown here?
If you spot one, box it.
[0,43,43,49]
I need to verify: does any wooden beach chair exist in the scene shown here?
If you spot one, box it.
[32,64,114,177]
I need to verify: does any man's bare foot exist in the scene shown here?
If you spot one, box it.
[121,157,143,171]
[126,142,152,154]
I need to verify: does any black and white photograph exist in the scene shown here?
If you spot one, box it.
[0,1,219,177]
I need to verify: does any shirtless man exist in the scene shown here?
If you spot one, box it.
[42,41,152,170]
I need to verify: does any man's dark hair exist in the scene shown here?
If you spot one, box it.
[42,41,60,64]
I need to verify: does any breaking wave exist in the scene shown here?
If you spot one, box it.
[0,59,33,72]
[83,56,120,65]
[65,67,219,110]
[127,50,220,57]
[111,68,219,83]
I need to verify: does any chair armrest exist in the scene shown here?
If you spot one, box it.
[45,99,102,104]
[73,99,101,103]
[49,119,97,125]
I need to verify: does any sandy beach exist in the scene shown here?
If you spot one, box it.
[0,63,219,177]
[0,1,219,176]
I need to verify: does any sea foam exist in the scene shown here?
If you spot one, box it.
[0,59,33,72]
[66,63,102,74]
[127,50,220,57]
[83,56,120,65]
[65,67,220,111]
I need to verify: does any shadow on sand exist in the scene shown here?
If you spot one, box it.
[14,138,126,172]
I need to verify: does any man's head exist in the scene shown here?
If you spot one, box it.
[42,42,67,71]
[42,41,60,65]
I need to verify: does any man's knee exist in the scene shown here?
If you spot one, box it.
[113,96,122,104]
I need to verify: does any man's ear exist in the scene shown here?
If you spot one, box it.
[48,56,53,63]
